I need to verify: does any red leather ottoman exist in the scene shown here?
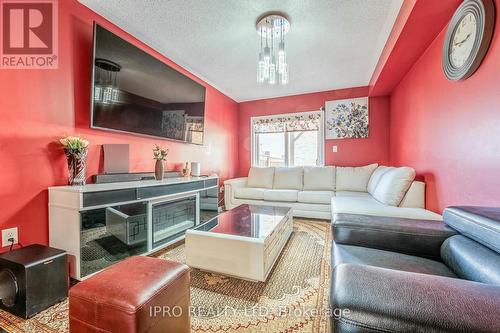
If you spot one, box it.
[69,256,190,333]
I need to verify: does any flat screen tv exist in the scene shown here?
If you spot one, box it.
[90,23,206,145]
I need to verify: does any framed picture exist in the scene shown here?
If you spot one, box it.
[325,97,369,139]
[161,110,186,140]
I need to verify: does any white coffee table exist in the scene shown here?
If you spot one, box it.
[185,204,293,282]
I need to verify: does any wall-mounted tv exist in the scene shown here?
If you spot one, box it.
[90,23,206,145]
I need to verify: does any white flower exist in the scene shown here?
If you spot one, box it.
[59,135,89,150]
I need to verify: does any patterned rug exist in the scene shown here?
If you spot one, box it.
[0,219,332,333]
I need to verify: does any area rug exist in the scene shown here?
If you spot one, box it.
[0,219,332,333]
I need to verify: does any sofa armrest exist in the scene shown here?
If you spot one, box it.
[333,213,457,258]
[223,177,247,209]
[332,264,500,333]
[399,181,425,208]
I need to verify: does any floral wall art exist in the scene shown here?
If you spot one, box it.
[325,97,369,139]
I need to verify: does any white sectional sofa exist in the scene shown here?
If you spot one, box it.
[224,164,442,221]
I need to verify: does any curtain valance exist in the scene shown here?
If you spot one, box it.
[252,112,322,134]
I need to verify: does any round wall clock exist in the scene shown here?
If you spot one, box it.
[442,0,495,80]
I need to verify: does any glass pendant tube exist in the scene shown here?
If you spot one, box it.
[280,63,289,84]
[263,22,271,79]
[111,71,120,103]
[257,27,265,83]
[278,42,286,74]
[269,62,277,85]
[257,52,265,83]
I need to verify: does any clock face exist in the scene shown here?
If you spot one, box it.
[450,13,477,68]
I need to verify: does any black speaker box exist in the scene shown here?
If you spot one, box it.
[0,244,68,318]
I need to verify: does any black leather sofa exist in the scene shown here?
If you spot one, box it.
[330,206,500,332]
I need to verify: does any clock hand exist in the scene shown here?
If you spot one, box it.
[454,33,472,46]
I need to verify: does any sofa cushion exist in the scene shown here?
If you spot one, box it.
[233,187,266,200]
[443,206,500,254]
[367,166,392,195]
[303,166,335,190]
[331,264,500,333]
[372,167,416,206]
[333,244,456,278]
[331,196,442,220]
[333,213,457,259]
[247,167,274,189]
[231,199,332,213]
[297,191,334,204]
[441,235,500,285]
[263,189,298,202]
[336,163,378,192]
[335,191,371,198]
[273,167,303,190]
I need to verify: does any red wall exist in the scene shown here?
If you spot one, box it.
[0,0,239,250]
[369,0,461,96]
[237,87,390,176]
[390,1,500,213]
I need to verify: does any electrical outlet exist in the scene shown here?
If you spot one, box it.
[332,145,338,153]
[2,227,18,247]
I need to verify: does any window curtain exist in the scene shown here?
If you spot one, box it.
[253,112,322,134]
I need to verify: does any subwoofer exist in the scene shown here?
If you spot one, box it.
[0,244,68,318]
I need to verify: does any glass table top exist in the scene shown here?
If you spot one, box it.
[206,204,290,239]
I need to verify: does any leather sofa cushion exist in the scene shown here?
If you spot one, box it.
[372,166,416,206]
[247,167,274,189]
[303,166,335,190]
[443,206,500,254]
[335,163,378,192]
[331,264,500,333]
[441,235,500,285]
[234,187,266,200]
[263,189,298,202]
[273,167,303,190]
[331,196,443,221]
[333,243,456,278]
[333,213,457,259]
[366,165,392,194]
[297,191,334,204]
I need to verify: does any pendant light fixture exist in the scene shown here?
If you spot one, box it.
[256,13,290,85]
[94,59,121,104]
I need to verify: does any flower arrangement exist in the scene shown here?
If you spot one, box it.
[152,144,169,180]
[59,136,90,151]
[152,144,169,161]
[59,136,89,186]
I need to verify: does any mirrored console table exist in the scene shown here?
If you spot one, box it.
[49,175,218,280]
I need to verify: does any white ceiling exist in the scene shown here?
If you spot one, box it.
[79,0,403,102]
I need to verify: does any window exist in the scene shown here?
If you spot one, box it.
[251,111,324,167]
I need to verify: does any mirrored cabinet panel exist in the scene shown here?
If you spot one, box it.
[151,195,197,249]
[80,202,148,277]
[199,186,219,223]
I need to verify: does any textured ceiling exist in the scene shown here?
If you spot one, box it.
[79,0,403,102]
